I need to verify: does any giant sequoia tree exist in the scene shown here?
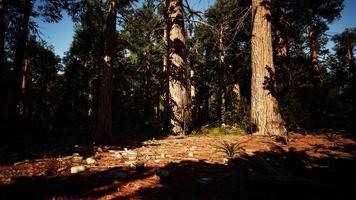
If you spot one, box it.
[250,0,286,138]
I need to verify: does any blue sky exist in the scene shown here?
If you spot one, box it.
[35,0,356,58]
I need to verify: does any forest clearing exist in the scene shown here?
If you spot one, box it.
[1,0,356,199]
[0,131,355,199]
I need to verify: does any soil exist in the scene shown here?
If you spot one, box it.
[0,132,355,199]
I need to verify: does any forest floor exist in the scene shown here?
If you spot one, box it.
[0,131,355,199]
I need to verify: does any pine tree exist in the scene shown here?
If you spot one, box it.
[250,0,287,139]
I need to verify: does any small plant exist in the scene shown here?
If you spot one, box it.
[214,141,244,158]
[325,132,338,142]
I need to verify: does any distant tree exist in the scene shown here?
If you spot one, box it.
[13,0,33,116]
[250,0,287,139]
[332,28,356,117]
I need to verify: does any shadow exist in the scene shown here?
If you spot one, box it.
[0,167,153,199]
[132,150,356,200]
[0,129,167,165]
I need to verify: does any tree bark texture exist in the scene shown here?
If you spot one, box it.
[167,0,191,134]
[217,23,226,125]
[251,0,287,137]
[95,0,116,143]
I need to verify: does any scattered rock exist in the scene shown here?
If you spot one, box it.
[190,146,197,151]
[85,157,97,164]
[154,160,160,163]
[72,153,80,156]
[125,161,136,168]
[125,150,138,160]
[115,153,123,159]
[97,147,103,152]
[57,156,73,162]
[188,152,194,157]
[156,169,170,179]
[72,155,83,162]
[223,158,229,164]
[160,154,166,158]
[70,166,86,174]
[13,159,30,166]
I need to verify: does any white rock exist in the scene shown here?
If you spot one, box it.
[85,157,97,164]
[126,150,138,160]
[188,152,194,157]
[125,161,136,168]
[154,160,160,163]
[97,147,103,152]
[72,156,83,162]
[115,153,123,159]
[190,146,197,151]
[223,158,229,164]
[70,166,86,174]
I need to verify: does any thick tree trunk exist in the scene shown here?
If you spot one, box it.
[14,1,31,116]
[95,0,116,144]
[0,0,5,71]
[167,0,191,134]
[251,0,287,138]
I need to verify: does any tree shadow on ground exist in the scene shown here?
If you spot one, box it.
[133,150,356,200]
[0,146,355,199]
[0,166,153,199]
[0,129,167,165]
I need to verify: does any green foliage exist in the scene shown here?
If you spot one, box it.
[214,140,244,158]
[193,124,247,136]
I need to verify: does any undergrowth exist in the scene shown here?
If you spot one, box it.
[192,124,247,136]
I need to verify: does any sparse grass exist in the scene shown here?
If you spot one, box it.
[192,124,247,136]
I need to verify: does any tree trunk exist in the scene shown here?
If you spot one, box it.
[95,0,116,144]
[307,17,323,128]
[18,57,30,116]
[167,0,191,134]
[0,0,5,72]
[347,44,356,118]
[14,1,31,117]
[163,2,170,132]
[144,31,153,118]
[250,0,287,138]
[217,23,226,126]
[307,17,321,86]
